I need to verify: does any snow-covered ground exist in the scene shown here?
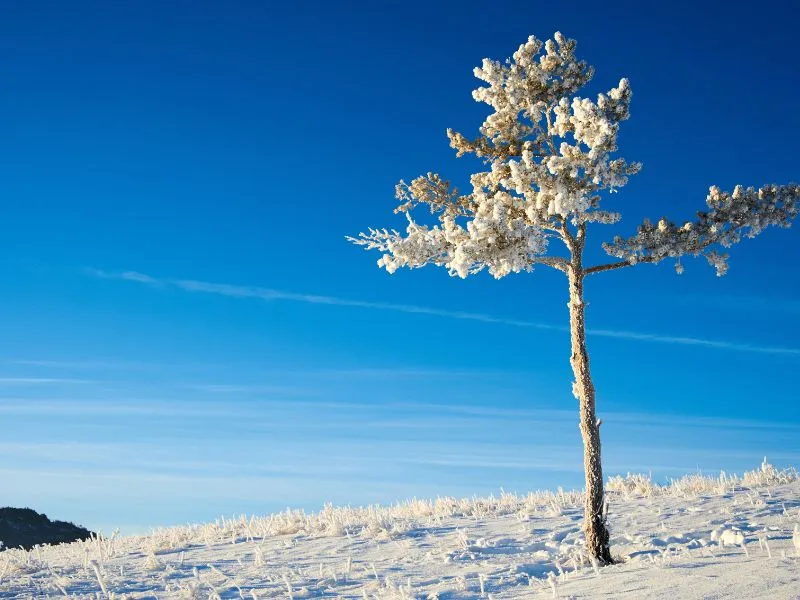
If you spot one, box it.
[2,461,799,599]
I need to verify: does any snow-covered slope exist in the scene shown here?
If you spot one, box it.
[1,462,798,599]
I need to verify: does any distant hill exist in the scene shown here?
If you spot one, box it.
[0,507,94,550]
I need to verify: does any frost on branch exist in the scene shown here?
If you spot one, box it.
[347,173,551,279]
[447,32,594,161]
[349,33,640,279]
[349,32,797,281]
[603,184,800,276]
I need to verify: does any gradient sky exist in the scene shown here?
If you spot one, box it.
[0,0,798,535]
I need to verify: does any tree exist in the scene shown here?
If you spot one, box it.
[347,33,798,564]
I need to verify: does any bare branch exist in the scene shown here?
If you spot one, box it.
[559,219,578,254]
[584,258,653,275]
[533,256,570,272]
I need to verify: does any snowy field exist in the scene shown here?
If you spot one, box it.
[2,461,799,599]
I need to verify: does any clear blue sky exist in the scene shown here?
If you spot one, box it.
[0,0,798,534]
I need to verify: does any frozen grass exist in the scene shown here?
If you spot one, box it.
[1,461,798,598]
[607,457,798,498]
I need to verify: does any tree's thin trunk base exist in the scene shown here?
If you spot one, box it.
[586,514,613,565]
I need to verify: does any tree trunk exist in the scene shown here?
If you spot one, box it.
[567,262,613,564]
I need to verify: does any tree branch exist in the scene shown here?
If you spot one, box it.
[544,109,558,156]
[584,257,653,275]
[600,185,799,276]
[558,219,579,256]
[533,256,569,272]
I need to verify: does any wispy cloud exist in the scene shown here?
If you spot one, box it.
[10,359,159,370]
[86,268,562,330]
[0,399,216,417]
[671,293,800,314]
[407,454,582,471]
[85,268,160,285]
[0,377,93,385]
[587,328,799,355]
[86,269,800,356]
[185,383,312,395]
[233,367,522,379]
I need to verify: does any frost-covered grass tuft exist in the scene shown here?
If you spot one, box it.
[606,459,797,499]
[2,462,798,598]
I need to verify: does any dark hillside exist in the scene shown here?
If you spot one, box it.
[0,507,94,550]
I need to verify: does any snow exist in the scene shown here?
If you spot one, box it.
[1,463,799,598]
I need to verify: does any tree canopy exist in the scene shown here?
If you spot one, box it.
[349,33,798,279]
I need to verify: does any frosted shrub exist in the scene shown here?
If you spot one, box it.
[607,461,797,499]
[606,473,658,497]
[318,503,350,537]
[668,473,731,497]
[741,459,798,487]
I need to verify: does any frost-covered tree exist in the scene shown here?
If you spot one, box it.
[347,33,798,563]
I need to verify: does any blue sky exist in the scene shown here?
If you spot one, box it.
[0,0,798,534]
